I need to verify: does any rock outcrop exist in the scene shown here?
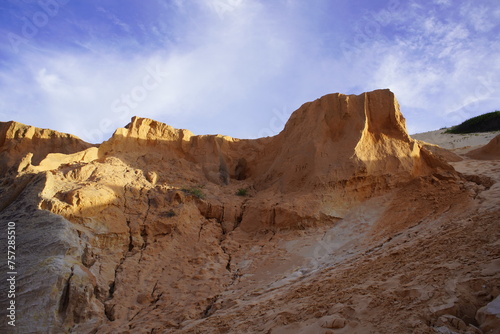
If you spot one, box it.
[0,89,498,334]
[476,295,500,334]
[0,121,94,177]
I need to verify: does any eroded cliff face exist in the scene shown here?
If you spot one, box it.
[0,121,94,177]
[0,89,498,334]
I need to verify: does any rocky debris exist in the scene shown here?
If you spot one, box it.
[321,316,347,329]
[418,141,464,162]
[434,315,482,334]
[0,89,499,333]
[476,296,500,334]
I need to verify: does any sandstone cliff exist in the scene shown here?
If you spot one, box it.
[0,89,498,334]
[0,121,94,177]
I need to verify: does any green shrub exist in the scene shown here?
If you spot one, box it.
[445,111,500,134]
[236,188,248,196]
[181,186,205,199]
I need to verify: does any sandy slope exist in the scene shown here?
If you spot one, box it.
[412,129,499,151]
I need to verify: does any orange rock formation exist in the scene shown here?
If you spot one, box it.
[0,89,498,334]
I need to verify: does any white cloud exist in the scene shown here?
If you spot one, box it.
[434,0,451,6]
[460,2,496,32]
[0,0,499,141]
[36,68,62,93]
[1,0,310,141]
[362,1,500,129]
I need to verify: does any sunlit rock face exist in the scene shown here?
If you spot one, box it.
[0,89,498,334]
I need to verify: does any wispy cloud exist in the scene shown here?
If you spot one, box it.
[96,7,131,32]
[355,0,500,132]
[0,0,499,141]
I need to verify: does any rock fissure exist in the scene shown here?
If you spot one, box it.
[58,266,74,318]
[202,295,221,318]
[126,220,133,252]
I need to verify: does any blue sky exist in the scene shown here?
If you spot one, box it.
[0,0,499,142]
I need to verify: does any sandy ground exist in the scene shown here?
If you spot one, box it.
[411,129,500,151]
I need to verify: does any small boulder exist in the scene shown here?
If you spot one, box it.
[321,316,347,329]
[476,296,500,334]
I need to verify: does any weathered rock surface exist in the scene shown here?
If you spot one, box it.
[0,121,94,177]
[0,89,499,334]
[476,295,500,334]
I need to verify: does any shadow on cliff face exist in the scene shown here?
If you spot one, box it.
[17,152,256,332]
[0,120,96,179]
[95,121,270,187]
[0,164,245,333]
[2,89,496,333]
[0,149,488,334]
[0,140,476,333]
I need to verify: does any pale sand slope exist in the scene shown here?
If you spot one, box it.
[413,128,500,213]
[412,129,500,151]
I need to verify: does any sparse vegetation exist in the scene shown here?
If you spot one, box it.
[445,111,500,134]
[236,188,248,197]
[181,186,205,199]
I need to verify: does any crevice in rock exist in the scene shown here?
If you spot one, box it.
[138,249,145,263]
[220,239,240,287]
[140,226,148,250]
[225,252,231,272]
[123,184,129,214]
[153,293,163,304]
[140,192,153,249]
[104,304,115,321]
[151,280,160,301]
[126,220,134,252]
[234,199,248,230]
[202,295,220,318]
[220,204,225,232]
[130,309,142,322]
[271,206,277,228]
[58,266,74,318]
[108,255,126,300]
[268,230,277,242]
[108,281,116,299]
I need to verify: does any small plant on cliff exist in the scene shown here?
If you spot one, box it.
[236,188,248,197]
[181,186,205,199]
